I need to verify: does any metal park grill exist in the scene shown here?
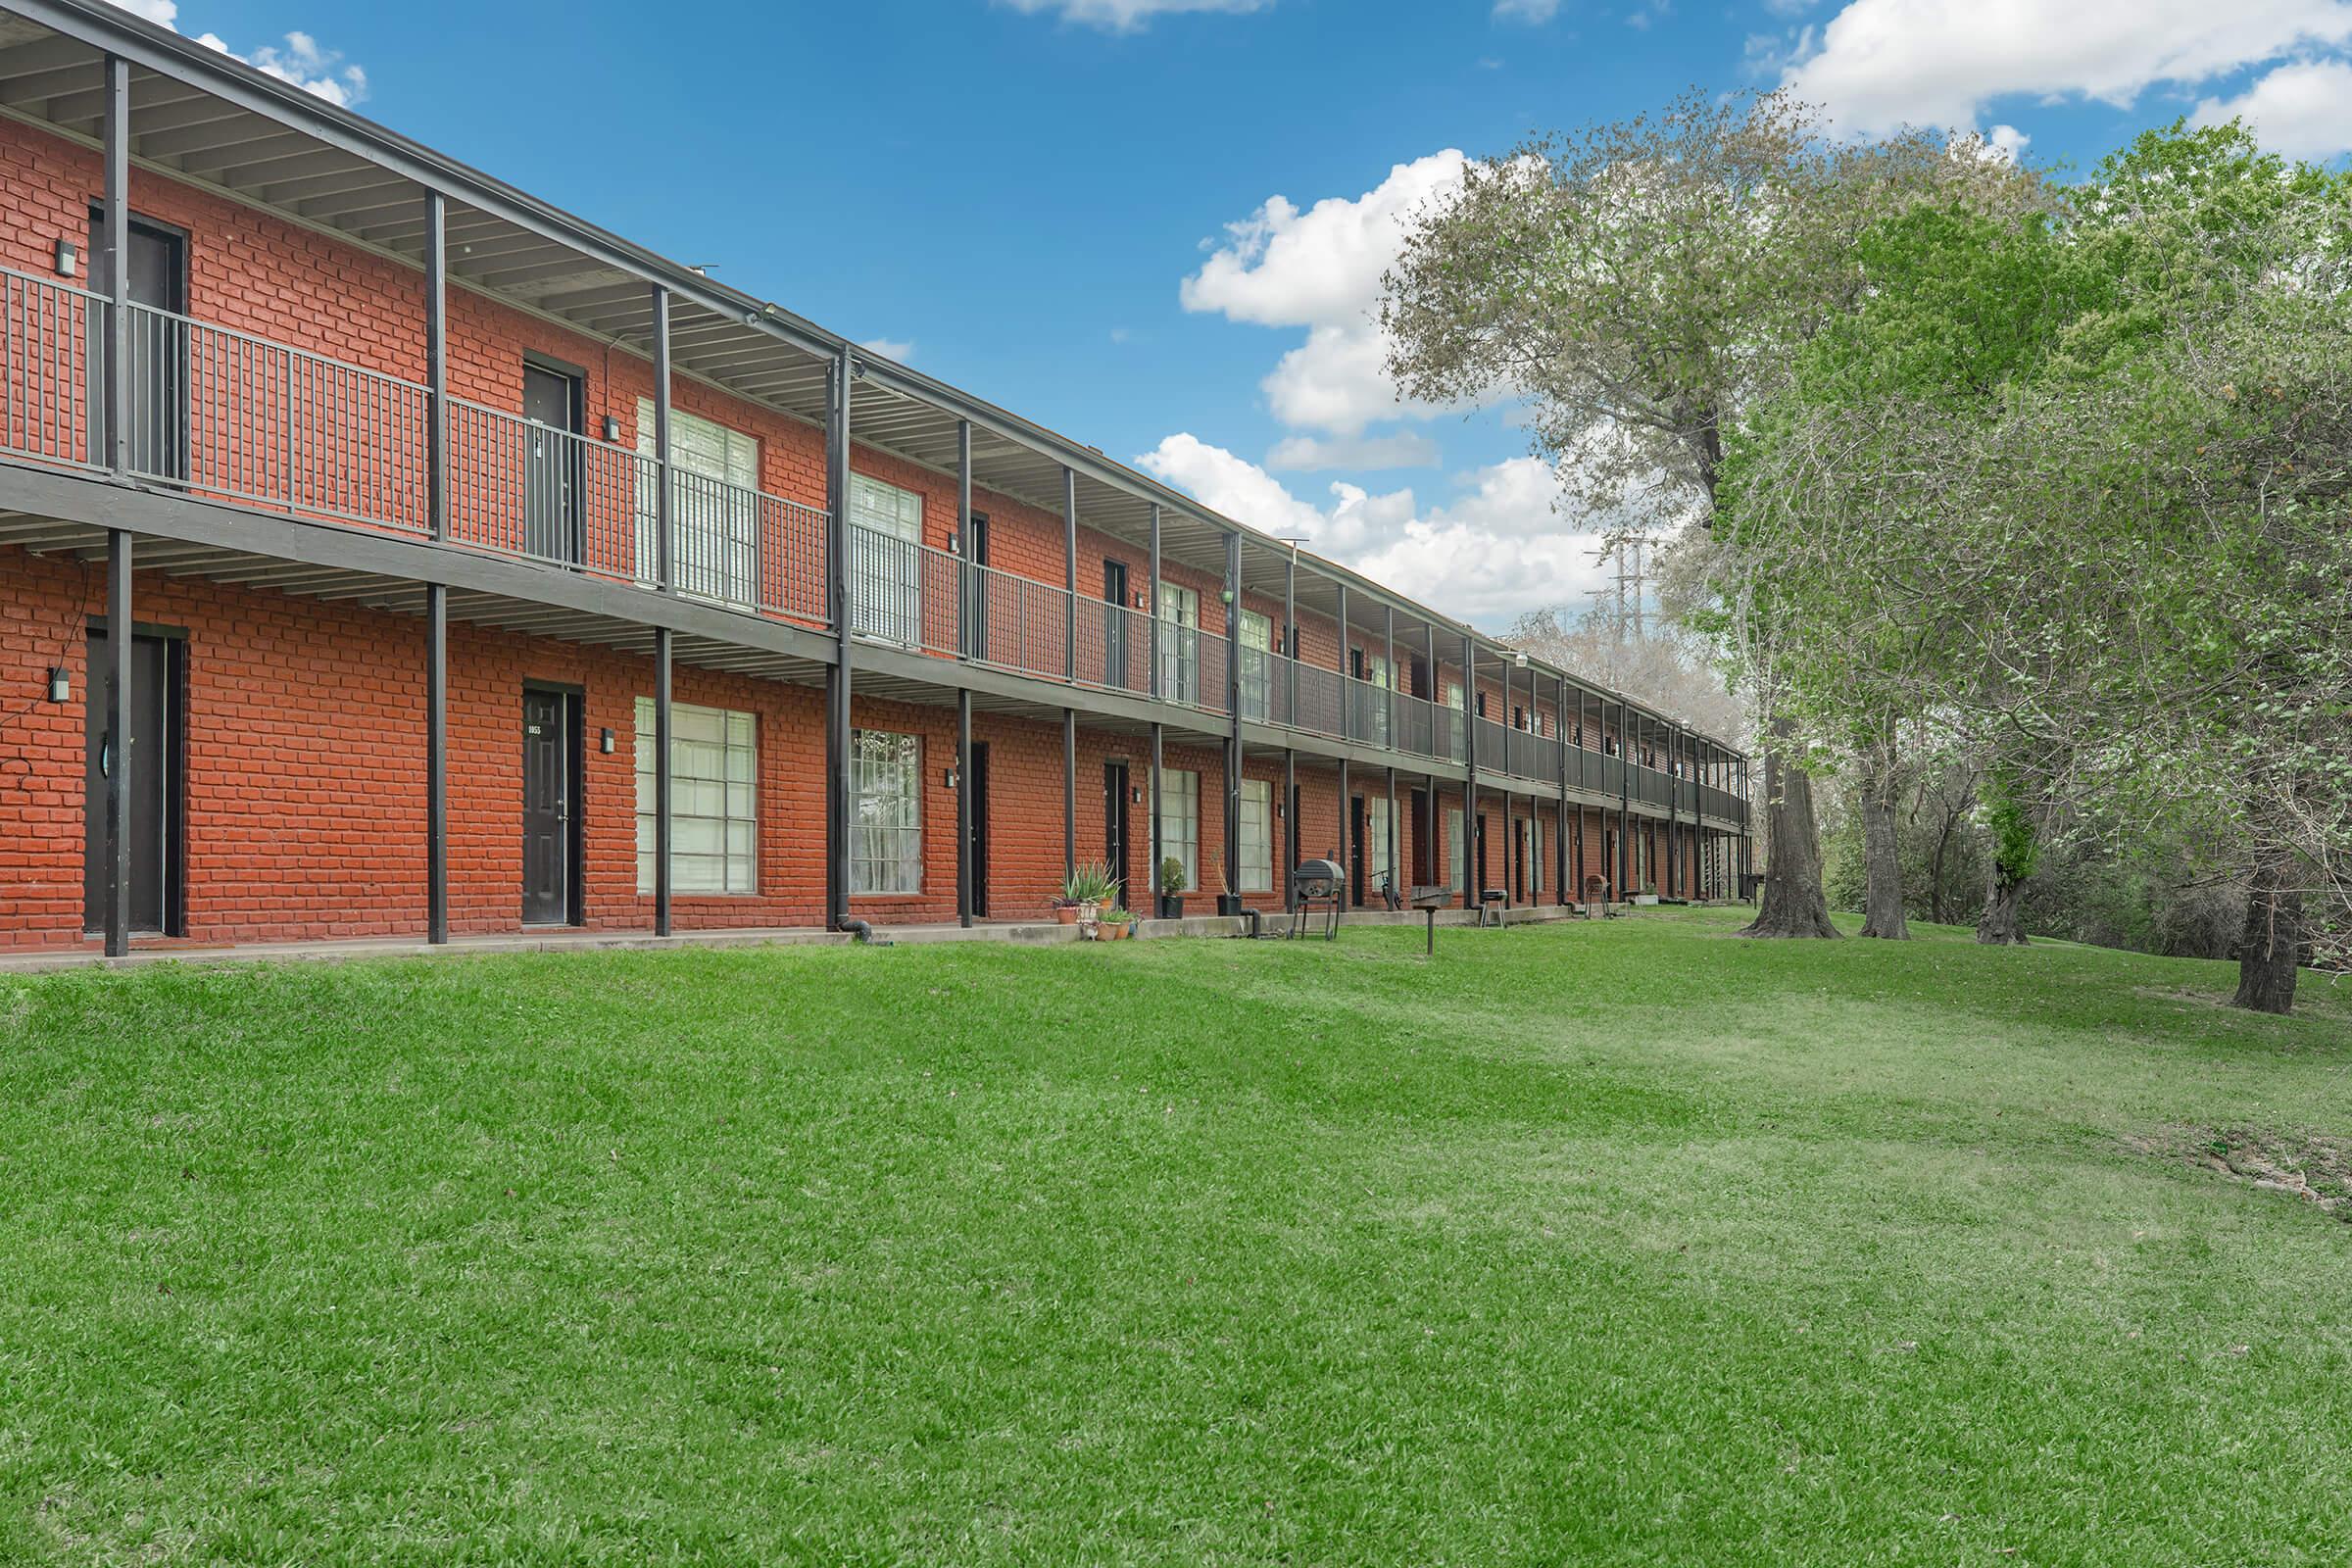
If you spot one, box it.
[1289,858,1345,941]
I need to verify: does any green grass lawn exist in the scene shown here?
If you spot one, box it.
[4,911,2350,1565]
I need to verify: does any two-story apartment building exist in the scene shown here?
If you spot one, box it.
[0,0,1750,956]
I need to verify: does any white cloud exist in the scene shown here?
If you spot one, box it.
[1987,122,2031,161]
[859,337,915,362]
[1139,436,1610,623]
[1783,0,2352,135]
[1265,430,1441,471]
[1493,0,1561,22]
[1181,150,1470,436]
[2194,57,2352,159]
[997,0,1268,29]
[104,3,368,106]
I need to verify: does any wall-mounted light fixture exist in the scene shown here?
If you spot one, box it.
[946,531,959,555]
[1135,592,1147,609]
[602,416,622,443]
[47,666,70,704]
[53,239,77,279]
[600,728,616,754]
[944,767,960,790]
[1513,651,1529,668]
[1130,785,1144,805]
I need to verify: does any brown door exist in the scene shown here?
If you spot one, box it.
[966,742,991,917]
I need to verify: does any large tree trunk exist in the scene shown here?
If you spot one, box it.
[1975,859,2028,945]
[1740,719,1839,939]
[2231,861,2304,1015]
[1858,761,1910,941]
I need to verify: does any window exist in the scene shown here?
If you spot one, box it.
[1444,679,1465,762]
[1365,794,1393,892]
[634,696,757,895]
[1530,817,1544,894]
[1362,653,1392,745]
[1156,768,1200,889]
[1238,610,1273,720]
[636,400,759,606]
[1157,583,1200,704]
[851,729,923,894]
[1239,777,1272,892]
[1446,806,1465,894]
[849,474,924,645]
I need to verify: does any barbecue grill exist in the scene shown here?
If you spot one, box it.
[1289,858,1345,941]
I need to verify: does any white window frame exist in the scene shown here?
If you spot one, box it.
[1239,777,1273,893]
[849,473,925,647]
[636,400,760,607]
[1444,678,1465,762]
[1446,805,1465,895]
[850,729,924,895]
[635,696,758,896]
[1157,583,1200,706]
[1366,793,1393,893]
[1156,768,1200,890]
[1238,609,1273,721]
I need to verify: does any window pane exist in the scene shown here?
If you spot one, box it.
[636,694,759,896]
[851,729,923,895]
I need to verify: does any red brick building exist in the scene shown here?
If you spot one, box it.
[0,0,1749,956]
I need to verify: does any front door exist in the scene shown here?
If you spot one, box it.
[1103,761,1131,904]
[1476,815,1490,897]
[520,688,578,924]
[86,213,186,480]
[83,631,178,935]
[521,363,583,564]
[962,513,991,660]
[1349,794,1367,905]
[966,741,991,917]
[1102,561,1128,689]
[1410,788,1433,886]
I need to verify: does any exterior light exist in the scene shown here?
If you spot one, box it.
[1130,785,1144,805]
[600,728,616,754]
[602,416,621,443]
[47,666,70,704]
[944,767,960,790]
[1514,651,1529,668]
[53,239,76,278]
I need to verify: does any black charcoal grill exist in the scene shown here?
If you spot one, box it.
[1288,858,1345,941]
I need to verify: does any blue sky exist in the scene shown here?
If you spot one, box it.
[118,0,2352,626]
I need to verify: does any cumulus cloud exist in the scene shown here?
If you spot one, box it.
[1493,0,1561,22]
[1139,436,1612,623]
[2194,57,2352,159]
[997,0,1268,29]
[104,2,368,106]
[1265,430,1440,472]
[859,337,916,363]
[1783,0,2352,135]
[1180,150,1470,436]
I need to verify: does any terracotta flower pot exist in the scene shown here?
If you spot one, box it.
[1054,905,1079,925]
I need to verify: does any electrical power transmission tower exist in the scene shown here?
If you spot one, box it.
[1586,533,1658,645]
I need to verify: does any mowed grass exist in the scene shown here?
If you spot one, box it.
[3,912,2351,1565]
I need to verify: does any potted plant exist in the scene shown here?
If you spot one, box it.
[1635,881,1660,907]
[1095,902,1134,941]
[1214,869,1244,918]
[1056,861,1115,926]
[1156,856,1189,920]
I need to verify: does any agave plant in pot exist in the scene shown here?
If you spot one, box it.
[1156,856,1189,921]
[1058,860,1116,929]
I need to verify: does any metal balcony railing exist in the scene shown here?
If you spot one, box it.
[1,268,1747,802]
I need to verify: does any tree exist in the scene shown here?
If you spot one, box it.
[1381,90,2034,938]
[1709,122,2352,1008]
